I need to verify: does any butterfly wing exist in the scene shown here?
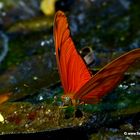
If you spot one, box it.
[54,11,91,97]
[74,48,140,104]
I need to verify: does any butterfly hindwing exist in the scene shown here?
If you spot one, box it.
[74,48,140,104]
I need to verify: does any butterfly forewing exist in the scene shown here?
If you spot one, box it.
[54,11,91,96]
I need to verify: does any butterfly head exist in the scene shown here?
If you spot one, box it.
[61,95,72,106]
[61,94,81,106]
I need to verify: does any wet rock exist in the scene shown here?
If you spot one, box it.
[0,0,40,29]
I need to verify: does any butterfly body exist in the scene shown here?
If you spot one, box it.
[54,11,140,105]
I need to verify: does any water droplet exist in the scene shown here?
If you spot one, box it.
[130,83,135,86]
[39,95,43,101]
[33,76,38,80]
[25,124,29,128]
[45,109,51,115]
[14,111,17,114]
[41,41,45,46]
[79,122,82,126]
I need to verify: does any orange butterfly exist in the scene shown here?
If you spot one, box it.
[54,11,140,105]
